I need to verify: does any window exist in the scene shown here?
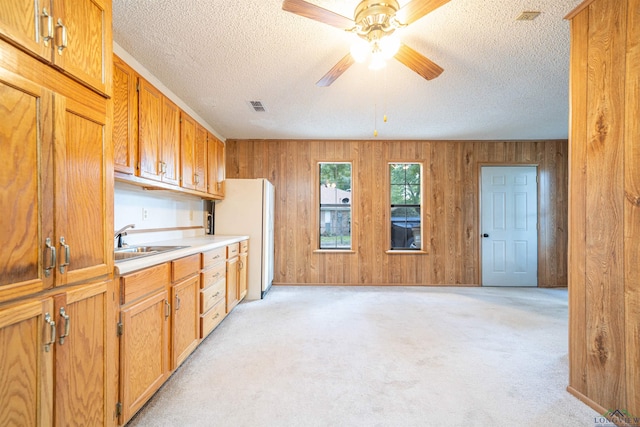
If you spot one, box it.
[389,163,422,250]
[319,162,352,249]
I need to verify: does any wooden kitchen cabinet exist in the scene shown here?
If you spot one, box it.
[181,113,208,193]
[0,0,112,95]
[171,255,200,369]
[200,247,227,338]
[113,54,137,175]
[0,41,111,302]
[53,280,112,426]
[226,244,240,313]
[0,279,113,427]
[238,241,248,301]
[0,297,54,426]
[207,132,226,197]
[119,289,170,424]
[138,77,180,186]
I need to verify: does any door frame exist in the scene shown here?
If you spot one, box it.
[477,163,540,286]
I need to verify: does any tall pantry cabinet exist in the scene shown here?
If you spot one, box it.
[0,0,116,426]
[566,0,639,417]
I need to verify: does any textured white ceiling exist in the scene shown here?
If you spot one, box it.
[112,0,583,141]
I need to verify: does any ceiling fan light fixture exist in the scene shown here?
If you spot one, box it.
[368,51,387,70]
[379,33,400,59]
[351,38,370,63]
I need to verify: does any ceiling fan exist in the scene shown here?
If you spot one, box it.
[282,0,449,86]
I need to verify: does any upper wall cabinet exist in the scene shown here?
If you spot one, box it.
[0,0,113,95]
[207,132,225,198]
[113,55,137,174]
[138,77,180,186]
[181,112,208,193]
[113,55,226,200]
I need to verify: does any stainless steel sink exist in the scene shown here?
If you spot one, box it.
[114,245,189,262]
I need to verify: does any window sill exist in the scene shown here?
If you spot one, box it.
[385,250,428,255]
[313,249,357,254]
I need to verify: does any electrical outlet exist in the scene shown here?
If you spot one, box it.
[142,208,149,220]
[189,210,194,221]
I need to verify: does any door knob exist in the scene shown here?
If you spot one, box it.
[482,233,489,238]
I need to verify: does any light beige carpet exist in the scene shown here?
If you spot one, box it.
[126,286,599,426]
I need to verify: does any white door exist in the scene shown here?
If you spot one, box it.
[481,166,538,286]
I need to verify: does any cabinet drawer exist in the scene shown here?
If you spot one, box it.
[172,254,200,283]
[200,299,225,339]
[227,243,239,258]
[240,240,248,253]
[202,247,226,269]
[201,263,226,289]
[200,279,225,314]
[121,263,169,305]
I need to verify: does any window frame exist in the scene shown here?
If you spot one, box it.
[314,161,356,253]
[386,161,427,254]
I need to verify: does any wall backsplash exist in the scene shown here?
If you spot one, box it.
[114,181,206,246]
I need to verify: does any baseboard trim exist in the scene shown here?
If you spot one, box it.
[567,386,608,414]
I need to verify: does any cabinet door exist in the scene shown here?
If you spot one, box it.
[0,0,53,61]
[171,275,199,370]
[206,132,218,196]
[113,55,137,175]
[54,281,112,426]
[50,0,112,94]
[207,133,225,197]
[238,252,248,301]
[161,97,180,186]
[194,124,207,193]
[226,257,238,313]
[54,94,110,286]
[0,68,54,302]
[0,297,54,426]
[180,112,196,190]
[138,78,162,182]
[216,138,225,197]
[120,290,169,424]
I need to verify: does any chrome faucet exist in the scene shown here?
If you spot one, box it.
[114,224,135,248]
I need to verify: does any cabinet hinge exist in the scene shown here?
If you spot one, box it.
[136,83,140,92]
[117,321,123,336]
[115,402,122,418]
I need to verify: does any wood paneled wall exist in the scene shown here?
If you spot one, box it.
[226,139,568,288]
[566,0,639,417]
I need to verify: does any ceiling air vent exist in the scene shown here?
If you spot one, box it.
[248,100,266,112]
[516,11,541,21]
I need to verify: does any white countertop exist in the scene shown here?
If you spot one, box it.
[114,235,249,275]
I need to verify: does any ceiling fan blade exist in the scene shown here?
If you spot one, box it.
[396,0,450,25]
[394,44,444,81]
[316,53,355,87]
[282,0,354,29]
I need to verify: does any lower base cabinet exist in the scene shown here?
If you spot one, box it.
[0,279,114,426]
[119,287,170,424]
[117,240,248,424]
[0,298,54,426]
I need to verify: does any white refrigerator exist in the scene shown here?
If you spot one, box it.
[214,179,275,300]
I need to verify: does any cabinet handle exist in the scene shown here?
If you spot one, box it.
[55,18,67,55]
[59,307,70,345]
[41,8,53,45]
[175,295,181,311]
[165,300,171,319]
[44,313,56,352]
[162,162,167,174]
[44,237,56,277]
[59,237,70,274]
[194,174,199,185]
